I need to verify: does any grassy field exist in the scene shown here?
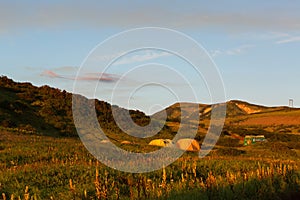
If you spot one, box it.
[1,131,300,200]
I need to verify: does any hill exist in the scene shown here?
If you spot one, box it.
[1,75,300,141]
[0,76,152,138]
[153,99,300,121]
[152,99,300,140]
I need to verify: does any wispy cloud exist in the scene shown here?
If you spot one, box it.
[53,66,79,72]
[93,52,123,62]
[115,51,171,65]
[211,44,255,57]
[41,70,118,82]
[41,70,63,78]
[268,32,291,40]
[25,66,78,72]
[276,35,300,44]
[232,31,300,45]
[91,50,171,65]
[226,45,255,55]
[210,50,222,58]
[256,31,300,44]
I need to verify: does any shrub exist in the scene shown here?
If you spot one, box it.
[216,137,242,147]
[269,142,297,157]
[216,148,245,156]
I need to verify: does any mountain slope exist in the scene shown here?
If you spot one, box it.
[151,99,300,135]
[0,76,151,137]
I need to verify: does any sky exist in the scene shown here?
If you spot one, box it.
[1,1,300,114]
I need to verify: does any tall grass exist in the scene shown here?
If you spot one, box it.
[0,132,300,199]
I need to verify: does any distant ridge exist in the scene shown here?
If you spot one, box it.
[152,99,300,128]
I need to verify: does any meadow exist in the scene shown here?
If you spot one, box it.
[1,130,300,200]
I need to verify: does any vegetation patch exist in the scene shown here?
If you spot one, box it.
[216,148,246,156]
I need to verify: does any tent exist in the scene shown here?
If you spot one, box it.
[176,139,200,152]
[149,139,173,147]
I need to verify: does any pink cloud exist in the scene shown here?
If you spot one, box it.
[41,70,63,78]
[41,70,118,82]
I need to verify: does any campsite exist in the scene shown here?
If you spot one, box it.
[2,1,300,199]
[1,77,300,199]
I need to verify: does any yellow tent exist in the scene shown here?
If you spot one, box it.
[176,139,200,152]
[149,139,173,147]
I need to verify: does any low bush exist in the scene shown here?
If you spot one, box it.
[216,147,246,156]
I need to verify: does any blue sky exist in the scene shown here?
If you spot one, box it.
[1,1,300,114]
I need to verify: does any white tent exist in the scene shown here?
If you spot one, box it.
[176,139,200,152]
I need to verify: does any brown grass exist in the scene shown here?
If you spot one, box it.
[239,115,300,126]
